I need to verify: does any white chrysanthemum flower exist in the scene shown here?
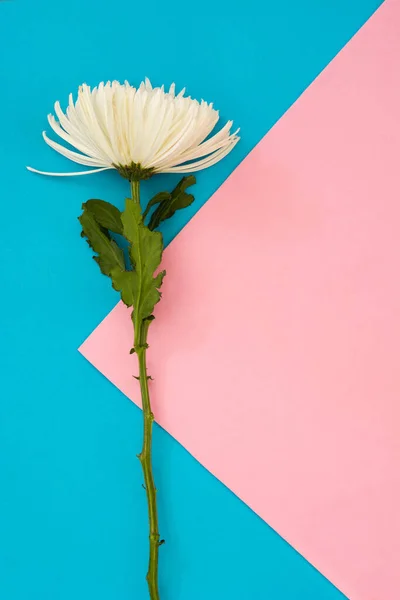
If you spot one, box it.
[27,78,239,179]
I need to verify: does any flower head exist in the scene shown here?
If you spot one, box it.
[27,78,239,179]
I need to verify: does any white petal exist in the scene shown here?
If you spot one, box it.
[164,124,237,168]
[58,98,110,163]
[42,132,108,167]
[77,84,119,163]
[48,114,103,160]
[160,136,239,173]
[26,166,113,176]
[149,100,201,168]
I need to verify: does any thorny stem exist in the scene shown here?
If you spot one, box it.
[131,179,161,600]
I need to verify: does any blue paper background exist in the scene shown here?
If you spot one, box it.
[0,1,383,598]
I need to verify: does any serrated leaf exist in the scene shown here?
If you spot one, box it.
[143,191,171,221]
[79,209,125,276]
[83,199,123,235]
[122,198,165,320]
[110,268,135,307]
[148,175,196,230]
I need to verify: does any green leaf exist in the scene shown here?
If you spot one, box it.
[142,191,171,220]
[79,209,125,277]
[109,269,135,307]
[122,199,165,320]
[148,175,196,230]
[83,199,123,235]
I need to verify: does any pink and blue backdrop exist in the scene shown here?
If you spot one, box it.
[0,1,392,599]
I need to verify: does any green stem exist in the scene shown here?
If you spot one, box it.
[131,180,140,204]
[131,180,161,600]
[136,322,161,600]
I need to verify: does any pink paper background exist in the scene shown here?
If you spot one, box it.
[80,1,400,598]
